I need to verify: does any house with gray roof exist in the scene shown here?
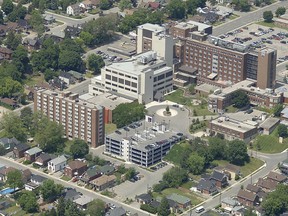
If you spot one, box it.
[0,137,20,150]
[24,147,42,162]
[63,188,81,201]
[48,155,67,172]
[106,206,126,216]
[166,193,191,209]
[31,174,47,185]
[73,195,93,210]
[100,164,115,175]
[221,197,239,212]
[197,179,218,195]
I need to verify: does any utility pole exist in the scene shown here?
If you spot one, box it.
[250,173,253,184]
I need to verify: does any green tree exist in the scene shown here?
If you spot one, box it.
[0,77,23,98]
[158,197,170,216]
[20,107,33,130]
[263,10,273,22]
[87,54,105,74]
[188,153,205,175]
[112,102,146,128]
[0,112,27,142]
[273,104,284,117]
[278,124,288,138]
[5,31,22,50]
[57,197,66,216]
[79,31,94,47]
[18,191,39,213]
[186,0,206,15]
[29,10,45,36]
[125,167,136,180]
[40,179,64,202]
[99,0,111,10]
[0,11,4,24]
[12,45,30,75]
[162,167,188,187]
[119,0,132,11]
[276,7,286,17]
[58,50,83,72]
[208,137,227,160]
[70,139,89,159]
[232,91,250,108]
[2,0,14,15]
[44,69,59,81]
[34,116,64,152]
[86,199,106,216]
[227,140,249,166]
[244,208,257,216]
[166,0,186,19]
[7,169,23,190]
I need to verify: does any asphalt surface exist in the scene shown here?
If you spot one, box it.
[213,1,288,36]
[182,150,288,215]
[0,156,150,216]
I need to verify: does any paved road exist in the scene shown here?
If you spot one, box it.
[0,156,150,216]
[213,1,288,36]
[182,150,288,215]
[67,78,91,95]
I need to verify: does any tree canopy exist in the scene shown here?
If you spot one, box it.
[7,169,23,190]
[232,91,250,108]
[18,191,39,213]
[278,124,288,138]
[227,140,249,166]
[263,10,274,22]
[273,104,284,117]
[70,139,89,159]
[86,199,106,216]
[166,0,186,19]
[276,7,286,17]
[40,179,64,202]
[188,153,205,175]
[158,197,170,216]
[87,54,105,74]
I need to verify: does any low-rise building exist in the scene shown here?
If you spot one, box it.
[31,174,47,185]
[13,143,30,158]
[197,179,218,195]
[259,118,280,135]
[48,155,67,172]
[80,166,102,183]
[209,116,258,142]
[280,158,288,175]
[66,4,81,16]
[256,178,278,192]
[90,174,116,191]
[135,193,153,204]
[210,170,229,189]
[0,137,20,150]
[237,189,259,207]
[73,195,93,210]
[221,197,239,213]
[35,153,53,167]
[64,160,87,178]
[166,193,191,209]
[24,147,42,162]
[105,120,184,167]
[266,171,287,183]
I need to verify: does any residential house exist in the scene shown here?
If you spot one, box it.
[63,188,81,201]
[166,193,191,209]
[266,171,287,183]
[0,137,20,150]
[0,167,15,182]
[232,206,246,216]
[100,164,115,175]
[67,4,81,16]
[221,197,239,213]
[43,15,55,24]
[42,34,64,44]
[35,153,53,167]
[80,166,102,183]
[21,169,32,184]
[237,189,259,207]
[25,181,39,191]
[64,160,87,178]
[0,98,18,109]
[0,47,13,60]
[90,174,116,191]
[223,164,241,180]
[256,178,278,192]
[31,174,47,185]
[135,193,153,204]
[280,158,288,175]
[23,38,41,52]
[80,0,100,10]
[64,26,82,39]
[73,195,93,210]
[59,71,76,85]
[13,143,30,158]
[48,155,67,172]
[197,179,218,195]
[24,147,42,162]
[49,77,67,91]
[17,19,30,31]
[67,70,84,82]
[210,170,228,189]
[246,184,262,194]
[107,207,126,216]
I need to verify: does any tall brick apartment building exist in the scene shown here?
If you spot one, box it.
[34,89,105,148]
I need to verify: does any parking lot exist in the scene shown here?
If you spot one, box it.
[84,34,136,64]
[220,23,288,64]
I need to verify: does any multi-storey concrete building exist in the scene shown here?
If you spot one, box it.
[34,89,105,148]
[104,121,184,167]
[89,51,174,104]
[136,23,174,66]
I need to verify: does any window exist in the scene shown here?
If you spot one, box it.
[125,80,130,85]
[112,76,117,82]
[131,82,137,88]
[158,74,165,80]
[119,78,124,84]
[105,74,111,80]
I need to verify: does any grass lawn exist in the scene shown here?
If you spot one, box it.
[228,14,239,20]
[192,105,215,116]
[240,157,264,177]
[5,206,26,215]
[257,21,288,31]
[165,89,191,105]
[181,181,198,189]
[164,141,190,165]
[252,126,288,153]
[0,130,5,138]
[105,123,117,134]
[64,140,73,154]
[213,160,229,167]
[85,72,94,78]
[225,105,238,113]
[61,175,71,181]
[89,8,100,14]
[153,188,203,206]
[24,74,46,87]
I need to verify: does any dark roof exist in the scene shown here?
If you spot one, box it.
[150,200,160,208]
[0,47,12,54]
[267,171,287,182]
[246,184,262,193]
[210,170,226,181]
[0,137,20,145]
[197,179,218,193]
[37,153,52,162]
[31,174,47,183]
[17,19,29,27]
[257,178,278,191]
[14,143,30,152]
[100,164,115,175]
[108,207,126,216]
[59,71,73,79]
[63,188,81,201]
[136,193,152,202]
[237,189,258,202]
[67,160,87,170]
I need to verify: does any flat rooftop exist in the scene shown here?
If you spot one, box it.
[138,23,165,33]
[195,83,218,94]
[211,116,257,133]
[259,117,280,129]
[107,121,182,151]
[174,22,196,30]
[105,51,169,76]
[79,93,133,110]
